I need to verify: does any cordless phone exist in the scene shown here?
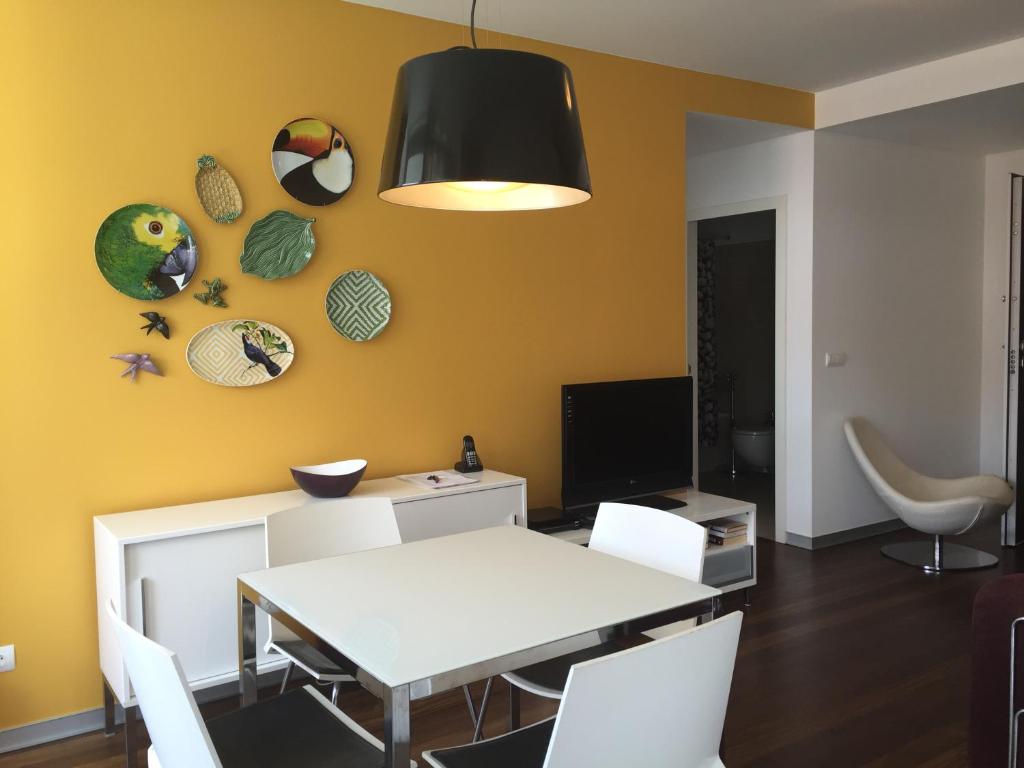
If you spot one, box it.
[455,435,484,473]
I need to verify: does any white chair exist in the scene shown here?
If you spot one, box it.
[424,611,743,768]
[105,602,408,768]
[265,497,401,704]
[844,417,1012,572]
[471,502,707,738]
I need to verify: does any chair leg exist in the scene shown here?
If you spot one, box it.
[881,534,998,573]
[462,685,482,736]
[472,677,494,743]
[331,681,341,706]
[279,662,294,695]
[103,680,116,736]
[933,534,944,572]
[124,703,138,768]
[508,682,521,731]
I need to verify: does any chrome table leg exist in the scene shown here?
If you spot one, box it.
[384,683,411,768]
[508,683,521,731]
[238,590,258,706]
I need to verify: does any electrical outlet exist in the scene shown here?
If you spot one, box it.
[0,644,15,673]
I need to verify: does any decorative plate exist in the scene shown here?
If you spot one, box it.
[240,210,315,279]
[271,117,354,206]
[95,203,198,300]
[186,319,294,386]
[195,155,243,223]
[326,270,392,342]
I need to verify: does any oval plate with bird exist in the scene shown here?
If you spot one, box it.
[272,117,354,206]
[186,319,294,387]
[95,203,198,300]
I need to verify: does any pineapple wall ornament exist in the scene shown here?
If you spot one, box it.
[194,155,243,223]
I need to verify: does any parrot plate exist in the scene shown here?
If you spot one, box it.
[95,203,198,300]
[325,270,391,342]
[272,117,354,206]
[186,319,294,387]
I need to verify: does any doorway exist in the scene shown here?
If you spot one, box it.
[690,210,777,538]
[687,197,787,542]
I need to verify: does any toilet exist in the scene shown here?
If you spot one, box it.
[732,425,774,472]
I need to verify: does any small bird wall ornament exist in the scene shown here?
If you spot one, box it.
[139,311,170,339]
[194,277,228,307]
[111,353,162,382]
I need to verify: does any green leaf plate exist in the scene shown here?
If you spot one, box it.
[240,210,315,279]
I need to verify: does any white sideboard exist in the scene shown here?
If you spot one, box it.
[94,469,527,711]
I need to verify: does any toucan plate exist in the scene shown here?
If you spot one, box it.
[271,117,355,207]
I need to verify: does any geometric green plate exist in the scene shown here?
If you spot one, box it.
[326,270,391,342]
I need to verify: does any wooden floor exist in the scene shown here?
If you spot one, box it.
[3,523,1020,767]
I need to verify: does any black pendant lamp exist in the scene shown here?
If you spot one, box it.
[378,3,591,211]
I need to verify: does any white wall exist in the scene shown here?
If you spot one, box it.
[816,37,1024,128]
[686,131,815,538]
[811,131,986,537]
[979,149,1024,476]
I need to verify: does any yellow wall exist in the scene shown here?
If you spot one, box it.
[0,0,811,729]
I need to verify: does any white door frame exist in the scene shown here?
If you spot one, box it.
[687,196,788,543]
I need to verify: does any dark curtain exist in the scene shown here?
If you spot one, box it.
[697,239,718,447]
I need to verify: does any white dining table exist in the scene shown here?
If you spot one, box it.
[237,524,720,767]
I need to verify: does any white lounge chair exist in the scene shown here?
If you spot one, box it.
[844,417,1012,572]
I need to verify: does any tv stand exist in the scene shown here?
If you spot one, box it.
[546,490,758,598]
[627,494,689,511]
[564,493,688,526]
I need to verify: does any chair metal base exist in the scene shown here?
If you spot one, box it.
[881,535,999,573]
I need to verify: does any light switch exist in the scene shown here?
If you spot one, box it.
[825,352,847,368]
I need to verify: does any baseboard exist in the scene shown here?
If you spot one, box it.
[0,707,114,755]
[0,668,291,755]
[787,519,906,550]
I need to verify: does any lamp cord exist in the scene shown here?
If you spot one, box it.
[470,0,478,48]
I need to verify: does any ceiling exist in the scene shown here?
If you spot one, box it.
[346,0,1024,91]
[686,113,805,157]
[823,83,1024,156]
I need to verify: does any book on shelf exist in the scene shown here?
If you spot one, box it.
[706,517,747,535]
[708,532,747,546]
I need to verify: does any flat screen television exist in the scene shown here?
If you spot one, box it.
[561,376,693,510]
